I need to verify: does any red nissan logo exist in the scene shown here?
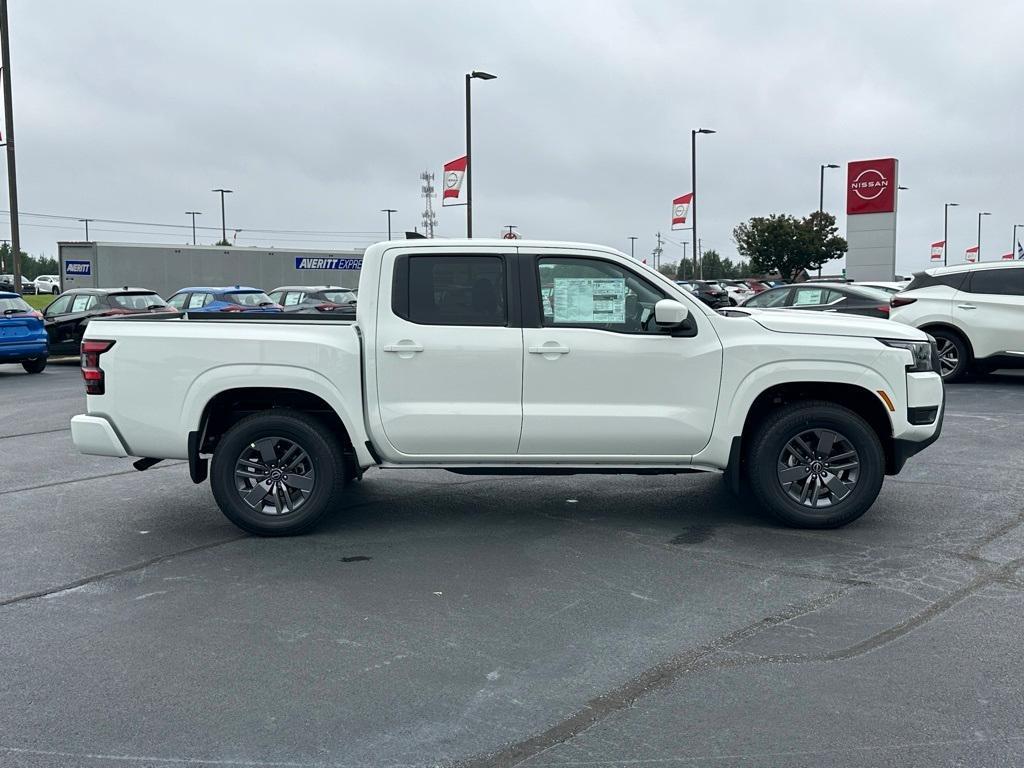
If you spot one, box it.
[850,168,888,201]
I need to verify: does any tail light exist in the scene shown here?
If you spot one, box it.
[99,308,132,317]
[81,340,115,395]
[30,310,43,320]
[315,303,339,311]
[876,305,891,315]
[891,296,917,307]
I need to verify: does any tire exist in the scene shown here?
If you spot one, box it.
[22,357,47,374]
[931,329,970,382]
[210,408,349,536]
[52,287,60,295]
[745,401,884,529]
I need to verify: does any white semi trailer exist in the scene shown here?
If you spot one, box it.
[57,241,365,297]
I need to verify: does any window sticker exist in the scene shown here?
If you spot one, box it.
[552,278,626,323]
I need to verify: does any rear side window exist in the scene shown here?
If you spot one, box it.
[323,290,356,304]
[187,293,211,309]
[283,292,305,306]
[393,255,507,326]
[905,271,968,292]
[966,268,1024,296]
[71,294,97,312]
[791,287,839,306]
[747,288,791,308]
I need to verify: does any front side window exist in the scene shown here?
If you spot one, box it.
[45,295,73,316]
[397,255,507,326]
[745,288,790,308]
[967,268,1024,296]
[167,293,188,310]
[537,257,666,335]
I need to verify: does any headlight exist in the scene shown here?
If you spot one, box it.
[879,338,934,373]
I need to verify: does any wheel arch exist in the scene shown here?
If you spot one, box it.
[728,380,900,487]
[919,323,974,362]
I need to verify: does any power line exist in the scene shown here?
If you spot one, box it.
[0,209,385,237]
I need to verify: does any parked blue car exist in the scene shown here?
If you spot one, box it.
[0,291,48,373]
[166,286,284,313]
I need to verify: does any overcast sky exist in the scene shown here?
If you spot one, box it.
[4,0,1022,275]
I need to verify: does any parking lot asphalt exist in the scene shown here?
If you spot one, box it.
[1,361,1022,767]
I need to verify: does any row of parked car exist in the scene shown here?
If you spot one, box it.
[0,282,358,374]
[681,263,1023,382]
[0,274,63,295]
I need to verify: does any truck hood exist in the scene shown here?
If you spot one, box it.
[739,308,927,341]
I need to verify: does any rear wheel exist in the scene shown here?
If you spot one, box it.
[210,409,349,536]
[746,401,884,528]
[931,329,970,382]
[22,357,47,374]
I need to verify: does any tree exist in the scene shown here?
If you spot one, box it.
[733,211,846,281]
[0,244,56,279]
[657,264,677,279]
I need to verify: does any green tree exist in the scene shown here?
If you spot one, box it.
[733,211,846,281]
[657,264,677,279]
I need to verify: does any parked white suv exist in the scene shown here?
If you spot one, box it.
[890,262,1024,381]
[34,275,62,295]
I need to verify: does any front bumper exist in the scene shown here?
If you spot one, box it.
[71,414,129,458]
[889,387,944,474]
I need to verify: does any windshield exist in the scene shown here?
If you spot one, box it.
[322,290,356,304]
[226,291,275,307]
[110,293,168,309]
[0,296,32,314]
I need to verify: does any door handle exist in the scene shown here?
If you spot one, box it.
[956,304,977,310]
[383,341,424,353]
[528,344,570,355]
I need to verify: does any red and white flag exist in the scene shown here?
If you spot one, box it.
[965,245,979,263]
[1001,251,1014,261]
[442,156,467,202]
[671,193,693,230]
[930,241,944,261]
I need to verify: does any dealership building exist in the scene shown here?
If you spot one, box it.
[57,242,364,297]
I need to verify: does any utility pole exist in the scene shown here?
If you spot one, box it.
[1,0,22,292]
[943,203,958,266]
[420,170,437,238]
[381,208,397,241]
[78,218,93,240]
[698,237,704,279]
[653,231,663,270]
[185,211,201,245]
[681,242,688,278]
[212,188,233,244]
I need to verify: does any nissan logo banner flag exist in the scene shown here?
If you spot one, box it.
[965,245,979,263]
[442,155,467,205]
[671,193,693,230]
[930,241,944,262]
[846,158,898,215]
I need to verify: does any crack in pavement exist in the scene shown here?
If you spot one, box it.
[0,426,72,441]
[455,556,1024,768]
[0,534,248,608]
[1,459,187,496]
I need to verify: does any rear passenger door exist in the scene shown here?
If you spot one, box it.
[374,248,522,457]
[954,268,1024,358]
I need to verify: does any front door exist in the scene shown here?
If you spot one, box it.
[954,267,1024,358]
[519,253,723,458]
[374,249,523,456]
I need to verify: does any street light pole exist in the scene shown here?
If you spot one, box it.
[465,70,496,238]
[381,209,397,241]
[1,0,23,292]
[185,211,201,245]
[817,163,840,276]
[212,189,233,244]
[628,236,637,260]
[977,211,991,261]
[78,218,92,240]
[944,202,959,266]
[691,128,715,278]
[1014,224,1023,259]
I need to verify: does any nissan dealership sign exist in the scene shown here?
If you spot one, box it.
[845,157,899,281]
[847,158,898,215]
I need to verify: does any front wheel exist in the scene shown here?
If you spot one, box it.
[932,329,970,382]
[22,357,47,374]
[210,409,349,536]
[746,401,884,528]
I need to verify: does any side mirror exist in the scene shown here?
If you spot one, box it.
[654,299,689,328]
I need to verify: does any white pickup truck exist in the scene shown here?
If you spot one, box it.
[71,239,944,535]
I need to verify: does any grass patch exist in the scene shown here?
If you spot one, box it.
[23,294,56,311]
